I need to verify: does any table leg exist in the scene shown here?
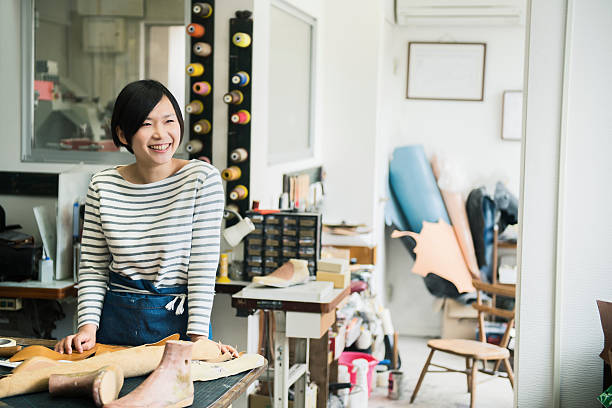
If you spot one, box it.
[273,311,289,408]
[293,337,309,408]
[309,330,330,408]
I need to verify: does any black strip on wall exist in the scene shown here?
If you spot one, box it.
[0,172,59,197]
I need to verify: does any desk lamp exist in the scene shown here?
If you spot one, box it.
[222,208,255,247]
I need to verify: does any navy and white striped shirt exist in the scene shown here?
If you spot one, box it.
[77,160,224,337]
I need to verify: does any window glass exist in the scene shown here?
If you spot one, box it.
[267,2,316,164]
[24,0,186,163]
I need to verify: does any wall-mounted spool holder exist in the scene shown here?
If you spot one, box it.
[225,10,253,226]
[186,1,215,163]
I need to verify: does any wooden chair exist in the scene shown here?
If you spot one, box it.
[410,280,516,408]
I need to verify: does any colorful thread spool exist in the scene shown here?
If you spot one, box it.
[231,71,250,87]
[185,100,204,114]
[186,23,205,38]
[223,90,244,105]
[230,110,251,125]
[186,139,204,154]
[230,147,248,163]
[229,185,248,201]
[197,156,211,164]
[192,2,213,18]
[193,119,211,134]
[192,81,211,96]
[186,63,204,77]
[222,166,242,181]
[232,32,251,48]
[193,42,212,57]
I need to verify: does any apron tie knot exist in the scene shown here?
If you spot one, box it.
[165,294,186,315]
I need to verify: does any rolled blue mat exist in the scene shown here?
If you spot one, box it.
[388,145,450,233]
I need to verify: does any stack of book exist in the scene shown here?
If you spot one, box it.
[316,257,350,289]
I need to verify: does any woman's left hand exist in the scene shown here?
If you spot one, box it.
[190,334,239,357]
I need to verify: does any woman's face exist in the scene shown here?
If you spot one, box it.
[129,95,181,166]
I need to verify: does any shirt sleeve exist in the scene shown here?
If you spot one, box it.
[77,180,111,329]
[186,168,225,337]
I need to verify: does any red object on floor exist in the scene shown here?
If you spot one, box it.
[338,351,379,396]
[351,280,368,293]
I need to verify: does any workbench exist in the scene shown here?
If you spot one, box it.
[232,284,350,408]
[0,337,266,408]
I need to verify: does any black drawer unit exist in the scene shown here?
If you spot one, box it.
[243,211,321,280]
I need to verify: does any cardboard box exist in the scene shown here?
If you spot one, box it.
[316,269,350,289]
[317,258,349,273]
[441,298,478,339]
[250,393,293,408]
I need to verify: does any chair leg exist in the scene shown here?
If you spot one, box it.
[410,349,435,404]
[503,358,514,388]
[493,359,502,372]
[469,359,478,408]
[465,357,472,393]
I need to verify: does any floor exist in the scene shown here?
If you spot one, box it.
[367,336,514,408]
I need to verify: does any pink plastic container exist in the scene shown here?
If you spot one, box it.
[338,351,379,396]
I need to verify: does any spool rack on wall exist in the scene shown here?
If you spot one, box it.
[185,1,215,163]
[223,11,253,225]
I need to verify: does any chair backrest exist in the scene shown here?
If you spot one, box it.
[472,280,516,348]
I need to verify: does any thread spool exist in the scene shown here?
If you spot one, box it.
[185,100,204,115]
[192,81,211,96]
[231,71,250,87]
[186,139,204,154]
[217,253,231,283]
[232,32,251,48]
[186,63,204,77]
[222,166,242,181]
[186,23,205,38]
[229,185,248,201]
[192,2,213,18]
[193,42,212,57]
[230,110,251,125]
[223,90,244,105]
[230,147,248,163]
[197,156,211,164]
[193,119,211,134]
[0,338,16,347]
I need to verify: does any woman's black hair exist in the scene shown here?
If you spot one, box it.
[111,80,184,154]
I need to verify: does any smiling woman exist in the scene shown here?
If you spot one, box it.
[54,80,235,357]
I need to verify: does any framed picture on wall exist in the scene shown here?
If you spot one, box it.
[406,42,486,101]
[501,90,523,141]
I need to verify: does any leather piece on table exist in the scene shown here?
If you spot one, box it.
[9,344,98,362]
[191,353,265,381]
[392,220,475,294]
[0,338,221,398]
[0,346,22,358]
[95,333,180,355]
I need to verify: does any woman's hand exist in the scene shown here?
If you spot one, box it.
[190,334,239,358]
[54,324,97,354]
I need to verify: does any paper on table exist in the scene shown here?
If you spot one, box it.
[33,206,56,260]
[56,169,92,280]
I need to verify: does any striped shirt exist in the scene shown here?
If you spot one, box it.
[77,160,224,337]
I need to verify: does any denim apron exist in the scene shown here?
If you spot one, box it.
[96,272,190,346]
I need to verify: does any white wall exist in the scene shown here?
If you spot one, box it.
[517,0,612,406]
[381,21,525,336]
[248,0,324,210]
